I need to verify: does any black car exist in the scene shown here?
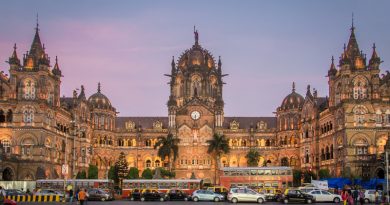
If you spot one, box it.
[164,189,190,201]
[281,189,314,204]
[140,189,165,202]
[5,189,29,197]
[130,189,141,201]
[87,188,114,201]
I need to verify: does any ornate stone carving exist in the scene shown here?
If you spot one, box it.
[125,121,135,130]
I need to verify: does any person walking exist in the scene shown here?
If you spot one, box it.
[78,188,86,205]
[348,190,354,205]
[353,189,359,204]
[0,186,6,205]
[84,189,89,205]
[374,190,379,205]
[342,190,349,205]
[68,189,74,205]
[358,189,365,205]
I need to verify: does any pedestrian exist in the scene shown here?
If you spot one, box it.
[353,189,359,204]
[78,188,86,205]
[342,190,349,205]
[0,186,6,205]
[374,190,379,205]
[335,186,339,195]
[348,190,354,205]
[358,189,365,205]
[75,189,80,201]
[68,189,74,205]
[84,189,89,205]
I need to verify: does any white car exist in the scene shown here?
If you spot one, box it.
[364,190,382,203]
[307,190,341,203]
[227,187,266,203]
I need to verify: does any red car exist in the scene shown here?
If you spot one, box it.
[4,198,17,205]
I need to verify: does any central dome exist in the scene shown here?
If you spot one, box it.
[88,83,114,110]
[177,30,216,71]
[280,83,304,111]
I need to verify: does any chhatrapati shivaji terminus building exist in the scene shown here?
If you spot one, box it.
[0,21,390,183]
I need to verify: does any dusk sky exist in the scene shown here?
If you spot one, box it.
[1,0,389,117]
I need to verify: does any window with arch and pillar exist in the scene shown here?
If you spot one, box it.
[23,79,36,100]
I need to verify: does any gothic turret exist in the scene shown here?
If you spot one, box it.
[328,56,337,77]
[8,43,21,68]
[52,56,62,77]
[369,43,381,70]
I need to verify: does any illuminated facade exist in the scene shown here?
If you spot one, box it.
[0,23,389,182]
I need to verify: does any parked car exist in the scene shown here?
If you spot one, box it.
[281,189,314,204]
[34,189,64,201]
[207,186,228,199]
[260,188,282,201]
[227,187,266,203]
[364,190,382,203]
[140,189,165,201]
[129,189,141,201]
[307,190,341,203]
[164,189,190,201]
[87,188,114,201]
[5,189,28,197]
[192,189,224,202]
[4,198,17,205]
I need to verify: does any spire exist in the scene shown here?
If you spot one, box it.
[171,56,176,75]
[292,82,296,93]
[194,26,199,46]
[328,56,337,76]
[78,85,86,100]
[218,56,222,74]
[52,56,62,76]
[98,82,101,93]
[9,43,20,66]
[29,15,44,60]
[346,14,360,59]
[369,43,381,69]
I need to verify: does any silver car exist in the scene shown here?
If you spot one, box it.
[192,189,224,202]
[227,187,266,203]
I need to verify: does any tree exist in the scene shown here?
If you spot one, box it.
[303,170,317,183]
[127,167,139,179]
[293,169,302,187]
[318,168,331,179]
[142,168,153,179]
[207,133,230,185]
[115,152,129,180]
[246,149,260,167]
[76,170,87,179]
[87,164,98,179]
[154,133,180,174]
[108,166,118,183]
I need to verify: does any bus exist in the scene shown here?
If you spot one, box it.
[36,179,114,192]
[219,166,293,190]
[122,179,202,197]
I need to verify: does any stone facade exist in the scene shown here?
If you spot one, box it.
[0,23,389,183]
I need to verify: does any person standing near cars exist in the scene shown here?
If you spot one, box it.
[353,189,359,204]
[358,189,365,205]
[342,190,349,205]
[0,186,6,205]
[68,189,74,204]
[78,188,86,205]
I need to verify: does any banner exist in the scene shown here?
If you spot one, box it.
[311,180,328,190]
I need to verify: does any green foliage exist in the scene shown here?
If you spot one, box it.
[108,166,119,183]
[303,170,317,183]
[318,168,331,179]
[142,168,153,179]
[127,167,139,179]
[293,169,302,187]
[156,168,175,178]
[207,133,230,185]
[76,170,87,179]
[246,149,260,167]
[154,133,180,174]
[115,152,129,180]
[87,164,98,179]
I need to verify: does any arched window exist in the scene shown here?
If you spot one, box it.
[330,144,334,159]
[325,146,330,160]
[6,109,12,122]
[155,160,160,167]
[305,154,310,164]
[321,148,325,160]
[265,140,270,147]
[191,75,201,97]
[145,139,152,147]
[335,83,341,104]
[290,157,297,166]
[281,157,289,166]
[353,78,367,99]
[0,110,5,122]
[146,159,151,168]
[242,140,247,147]
[23,79,36,100]
[1,139,11,153]
[23,108,34,123]
[118,139,124,147]
[353,105,367,126]
[232,139,238,147]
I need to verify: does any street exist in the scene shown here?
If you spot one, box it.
[15,201,370,205]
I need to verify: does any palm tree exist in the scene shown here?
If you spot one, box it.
[207,133,230,185]
[246,149,260,167]
[154,133,180,175]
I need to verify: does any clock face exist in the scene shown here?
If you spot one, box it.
[191,111,201,120]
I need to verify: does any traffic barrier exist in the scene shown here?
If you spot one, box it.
[6,195,62,202]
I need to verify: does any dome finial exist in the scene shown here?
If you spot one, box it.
[351,12,355,32]
[98,82,101,93]
[36,13,39,32]
[194,25,199,45]
[292,82,296,92]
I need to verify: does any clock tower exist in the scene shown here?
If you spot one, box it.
[166,28,226,181]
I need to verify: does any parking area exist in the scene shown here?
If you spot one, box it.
[16,201,347,205]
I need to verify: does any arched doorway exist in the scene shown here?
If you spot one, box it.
[3,167,14,181]
[377,168,385,179]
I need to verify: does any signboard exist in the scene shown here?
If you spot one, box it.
[311,180,328,190]
[62,164,69,175]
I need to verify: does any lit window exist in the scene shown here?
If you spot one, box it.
[1,139,11,153]
[23,79,36,100]
[23,108,34,123]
